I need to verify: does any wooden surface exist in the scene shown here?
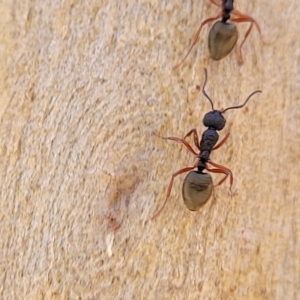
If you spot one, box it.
[1,0,299,299]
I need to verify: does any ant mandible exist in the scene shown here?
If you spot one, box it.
[173,0,264,68]
[152,69,261,219]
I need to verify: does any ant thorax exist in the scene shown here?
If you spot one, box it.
[199,128,219,161]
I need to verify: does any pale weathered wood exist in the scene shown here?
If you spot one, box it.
[0,0,299,299]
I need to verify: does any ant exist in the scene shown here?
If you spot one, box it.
[173,0,264,68]
[152,69,261,219]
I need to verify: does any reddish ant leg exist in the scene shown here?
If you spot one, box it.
[232,9,263,37]
[230,11,264,62]
[207,160,234,194]
[161,136,198,156]
[173,13,222,69]
[212,132,230,151]
[183,128,200,151]
[209,0,221,8]
[152,165,197,220]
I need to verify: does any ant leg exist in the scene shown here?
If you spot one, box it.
[231,11,263,35]
[209,0,221,8]
[207,167,232,186]
[154,132,198,155]
[230,11,265,62]
[207,160,234,193]
[212,133,230,151]
[160,135,198,156]
[230,17,254,62]
[152,165,196,220]
[173,13,222,69]
[183,128,200,151]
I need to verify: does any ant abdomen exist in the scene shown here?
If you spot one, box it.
[208,21,238,60]
[182,171,213,211]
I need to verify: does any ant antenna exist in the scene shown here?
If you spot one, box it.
[222,90,262,113]
[202,68,215,111]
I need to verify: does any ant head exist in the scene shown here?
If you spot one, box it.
[203,110,226,131]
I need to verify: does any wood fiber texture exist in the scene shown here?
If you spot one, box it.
[0,0,300,299]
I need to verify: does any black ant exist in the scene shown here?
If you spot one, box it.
[152,69,261,219]
[173,0,264,68]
